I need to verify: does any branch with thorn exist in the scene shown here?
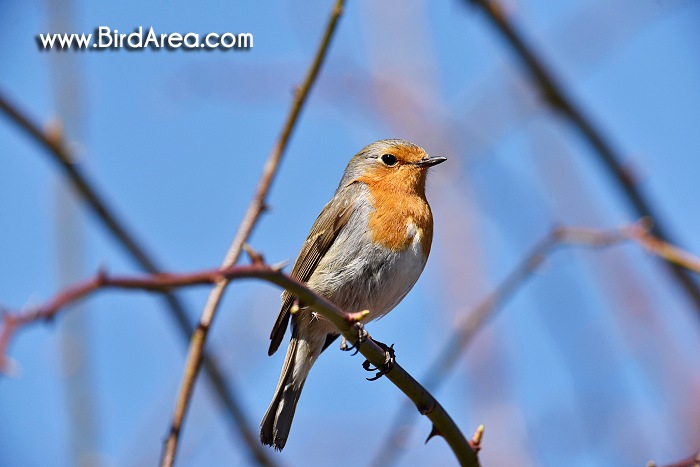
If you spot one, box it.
[0,261,481,466]
[5,218,697,464]
[372,218,700,465]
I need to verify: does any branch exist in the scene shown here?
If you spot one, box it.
[466,0,700,313]
[0,263,481,466]
[160,2,346,466]
[372,218,700,465]
[5,219,695,464]
[0,94,275,465]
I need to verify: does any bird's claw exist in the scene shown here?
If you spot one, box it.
[363,341,395,381]
[340,323,368,356]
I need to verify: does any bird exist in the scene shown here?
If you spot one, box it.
[260,139,446,451]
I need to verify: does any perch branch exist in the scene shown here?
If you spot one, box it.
[6,220,696,465]
[0,263,481,466]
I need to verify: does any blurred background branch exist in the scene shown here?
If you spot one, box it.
[466,0,700,312]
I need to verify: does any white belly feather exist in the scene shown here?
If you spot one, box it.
[307,215,428,325]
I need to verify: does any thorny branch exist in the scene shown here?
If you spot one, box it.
[160,1,347,466]
[3,219,699,464]
[0,263,481,467]
[371,218,700,465]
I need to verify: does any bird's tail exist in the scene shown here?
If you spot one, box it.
[260,336,309,451]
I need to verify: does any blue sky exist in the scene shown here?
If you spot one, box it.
[1,1,700,466]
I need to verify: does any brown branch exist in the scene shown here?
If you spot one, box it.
[0,263,481,466]
[5,219,694,464]
[159,2,346,466]
[466,0,700,313]
[0,264,272,362]
[0,94,275,465]
[371,219,700,465]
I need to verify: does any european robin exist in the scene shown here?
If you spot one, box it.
[260,139,446,450]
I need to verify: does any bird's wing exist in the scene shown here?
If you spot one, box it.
[267,182,359,356]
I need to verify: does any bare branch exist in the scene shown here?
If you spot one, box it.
[0,263,481,466]
[160,1,347,466]
[6,219,695,464]
[466,0,700,313]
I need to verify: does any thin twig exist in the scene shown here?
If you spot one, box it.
[467,0,700,312]
[0,93,275,465]
[371,219,700,465]
[159,2,346,466]
[0,263,481,466]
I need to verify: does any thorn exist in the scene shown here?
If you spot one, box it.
[243,243,265,265]
[260,202,272,214]
[270,260,289,272]
[425,424,442,443]
[470,424,485,452]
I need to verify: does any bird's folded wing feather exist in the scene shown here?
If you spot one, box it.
[267,182,359,355]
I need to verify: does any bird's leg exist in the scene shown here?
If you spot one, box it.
[339,322,368,356]
[363,341,396,381]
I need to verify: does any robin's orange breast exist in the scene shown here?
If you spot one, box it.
[357,173,434,258]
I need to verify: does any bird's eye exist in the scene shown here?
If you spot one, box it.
[381,154,398,166]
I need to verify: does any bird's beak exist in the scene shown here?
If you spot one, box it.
[414,156,447,168]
